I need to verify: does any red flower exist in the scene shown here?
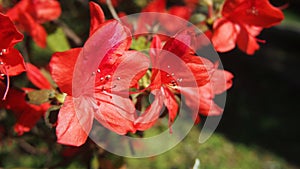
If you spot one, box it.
[49,2,149,146]
[134,30,229,131]
[6,0,61,48]
[136,0,192,36]
[0,82,50,135]
[180,66,233,119]
[0,13,26,100]
[211,0,284,55]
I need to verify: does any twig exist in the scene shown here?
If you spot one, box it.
[106,0,121,22]
[54,20,83,46]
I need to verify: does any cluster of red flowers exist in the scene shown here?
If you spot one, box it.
[0,0,284,146]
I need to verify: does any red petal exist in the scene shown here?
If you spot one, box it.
[26,63,52,89]
[89,2,106,36]
[226,0,284,28]
[0,13,24,49]
[211,69,234,95]
[20,12,47,48]
[6,0,29,22]
[0,48,26,76]
[2,87,50,135]
[29,0,61,23]
[134,89,165,131]
[94,93,136,134]
[221,0,245,17]
[13,102,50,135]
[135,0,166,35]
[212,18,238,53]
[181,55,214,86]
[50,48,81,95]
[150,35,162,64]
[142,0,166,12]
[107,51,149,93]
[56,96,91,146]
[168,6,192,20]
[162,87,178,124]
[181,86,222,116]
[73,21,131,97]
[236,25,260,55]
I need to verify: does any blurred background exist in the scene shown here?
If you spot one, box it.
[0,0,300,168]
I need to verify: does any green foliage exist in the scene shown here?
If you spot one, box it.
[130,36,151,51]
[47,28,71,52]
[125,127,294,169]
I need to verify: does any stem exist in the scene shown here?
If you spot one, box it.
[106,0,121,22]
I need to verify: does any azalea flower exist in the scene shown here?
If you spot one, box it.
[136,0,193,36]
[136,31,233,130]
[0,81,50,135]
[50,2,149,146]
[0,13,26,100]
[211,0,284,55]
[5,0,61,48]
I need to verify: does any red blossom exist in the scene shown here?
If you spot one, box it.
[49,2,149,146]
[211,0,284,55]
[0,13,26,100]
[139,30,233,129]
[5,0,61,48]
[136,0,192,36]
[0,82,50,135]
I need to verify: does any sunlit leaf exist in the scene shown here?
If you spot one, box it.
[47,28,70,52]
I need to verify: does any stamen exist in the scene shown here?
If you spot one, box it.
[105,75,111,80]
[2,67,10,101]
[247,6,258,16]
[177,78,183,82]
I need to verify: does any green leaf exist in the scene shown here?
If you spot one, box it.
[47,28,70,52]
[130,36,150,51]
[26,89,55,105]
